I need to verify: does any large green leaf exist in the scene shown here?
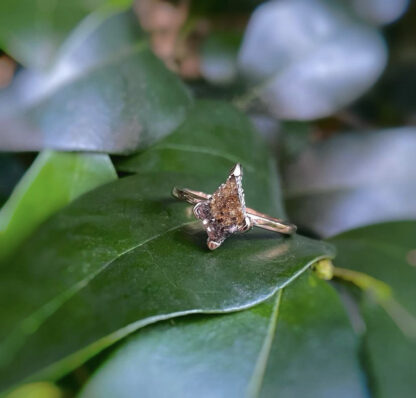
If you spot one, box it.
[237,0,387,120]
[0,101,333,392]
[80,271,365,398]
[0,150,117,262]
[0,11,192,154]
[329,221,416,398]
[0,0,132,69]
[116,100,286,217]
[283,128,416,237]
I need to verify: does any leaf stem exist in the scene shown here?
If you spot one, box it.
[331,266,392,302]
[233,85,263,112]
[379,297,416,339]
[314,260,416,339]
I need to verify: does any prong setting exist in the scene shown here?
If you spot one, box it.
[230,163,243,177]
[242,216,253,232]
[207,239,221,250]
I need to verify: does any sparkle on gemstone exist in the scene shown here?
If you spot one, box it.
[193,165,249,249]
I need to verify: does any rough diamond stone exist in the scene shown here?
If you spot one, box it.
[193,169,248,248]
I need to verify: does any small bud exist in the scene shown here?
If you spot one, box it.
[313,259,334,280]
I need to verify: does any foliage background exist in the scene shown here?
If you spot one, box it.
[0,0,415,397]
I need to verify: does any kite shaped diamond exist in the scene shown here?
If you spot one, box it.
[193,164,251,250]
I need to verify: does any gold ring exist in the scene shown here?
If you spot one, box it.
[172,163,297,250]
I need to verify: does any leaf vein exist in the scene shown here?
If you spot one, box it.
[246,289,283,398]
[0,220,195,367]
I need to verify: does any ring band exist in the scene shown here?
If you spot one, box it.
[172,187,296,235]
[172,163,297,250]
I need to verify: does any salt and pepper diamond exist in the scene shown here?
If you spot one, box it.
[193,164,252,250]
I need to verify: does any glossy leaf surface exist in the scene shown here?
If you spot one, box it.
[116,100,286,217]
[5,382,62,398]
[0,151,117,261]
[0,0,132,69]
[283,127,416,237]
[352,0,409,25]
[0,11,192,154]
[330,222,416,398]
[80,271,365,398]
[0,102,333,392]
[238,0,387,120]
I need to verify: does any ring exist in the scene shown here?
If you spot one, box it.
[172,163,297,250]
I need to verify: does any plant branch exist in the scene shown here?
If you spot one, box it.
[313,260,416,339]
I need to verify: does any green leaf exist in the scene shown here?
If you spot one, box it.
[0,0,132,69]
[237,0,387,119]
[0,11,192,154]
[80,271,365,398]
[329,221,416,398]
[0,101,333,392]
[0,150,117,261]
[4,382,62,398]
[283,128,416,237]
[116,100,286,217]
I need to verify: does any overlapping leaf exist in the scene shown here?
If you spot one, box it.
[0,155,26,207]
[0,101,333,392]
[283,127,416,237]
[330,221,416,398]
[116,100,286,217]
[0,151,117,261]
[80,271,365,398]
[0,11,192,154]
[238,0,387,119]
[0,0,132,68]
[352,0,410,25]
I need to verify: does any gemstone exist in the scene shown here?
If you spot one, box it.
[210,175,246,228]
[193,164,249,249]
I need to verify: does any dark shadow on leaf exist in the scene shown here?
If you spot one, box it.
[176,224,208,252]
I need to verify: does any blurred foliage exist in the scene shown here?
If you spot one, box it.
[200,31,241,85]
[190,0,263,16]
[5,382,62,398]
[0,0,133,69]
[237,0,387,120]
[350,2,416,126]
[282,127,416,237]
[330,222,416,398]
[0,11,192,154]
[0,0,415,397]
